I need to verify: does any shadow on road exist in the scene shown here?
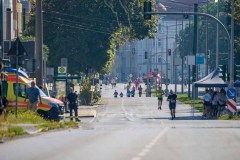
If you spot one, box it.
[142,116,203,120]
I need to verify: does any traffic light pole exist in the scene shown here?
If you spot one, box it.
[145,11,232,83]
[230,0,234,86]
[166,26,168,90]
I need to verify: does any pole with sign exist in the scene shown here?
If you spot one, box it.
[226,88,237,113]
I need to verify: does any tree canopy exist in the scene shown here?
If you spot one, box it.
[24,0,158,75]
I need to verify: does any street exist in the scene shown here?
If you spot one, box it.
[1,83,240,160]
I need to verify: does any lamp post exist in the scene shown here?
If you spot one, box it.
[230,0,234,85]
[215,0,219,67]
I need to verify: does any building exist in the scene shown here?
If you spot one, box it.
[112,18,188,83]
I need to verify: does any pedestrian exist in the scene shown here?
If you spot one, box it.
[67,87,80,122]
[218,88,226,117]
[113,90,118,98]
[167,89,177,120]
[120,92,123,97]
[138,85,142,97]
[157,86,165,110]
[211,91,218,117]
[203,89,211,118]
[147,84,151,97]
[25,81,42,112]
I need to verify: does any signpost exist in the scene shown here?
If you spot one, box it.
[58,66,67,76]
[227,88,237,113]
[7,37,27,118]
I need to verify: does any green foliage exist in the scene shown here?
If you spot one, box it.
[177,0,240,69]
[92,84,100,103]
[0,126,26,138]
[79,78,92,105]
[37,120,78,132]
[7,110,46,124]
[218,114,240,120]
[7,126,26,137]
[24,0,158,74]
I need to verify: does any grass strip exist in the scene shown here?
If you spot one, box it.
[177,94,204,112]
[1,111,78,139]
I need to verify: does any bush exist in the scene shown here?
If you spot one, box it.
[79,78,92,105]
[92,84,100,103]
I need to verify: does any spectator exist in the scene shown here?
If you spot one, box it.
[25,81,42,112]
[203,89,211,118]
[211,91,218,117]
[67,87,80,122]
[218,88,227,117]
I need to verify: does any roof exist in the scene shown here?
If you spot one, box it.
[193,68,228,88]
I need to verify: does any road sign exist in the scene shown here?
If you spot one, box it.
[227,98,237,113]
[7,37,27,56]
[196,55,204,64]
[58,66,67,76]
[227,88,237,99]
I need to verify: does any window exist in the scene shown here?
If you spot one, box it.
[13,83,27,98]
[158,24,162,33]
[138,55,142,64]
[158,56,162,63]
[158,39,161,47]
[152,39,155,47]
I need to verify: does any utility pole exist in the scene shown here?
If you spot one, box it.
[192,4,198,83]
[205,1,209,76]
[181,18,184,94]
[35,0,43,86]
[216,0,219,67]
[230,0,234,85]
[0,0,3,59]
[166,26,168,90]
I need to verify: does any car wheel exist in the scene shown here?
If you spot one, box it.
[37,109,48,119]
[48,107,60,121]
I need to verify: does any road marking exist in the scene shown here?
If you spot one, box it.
[131,127,169,160]
[121,98,134,121]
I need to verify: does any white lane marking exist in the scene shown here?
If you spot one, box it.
[121,98,134,121]
[131,127,169,160]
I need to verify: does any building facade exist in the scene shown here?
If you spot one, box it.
[112,18,188,83]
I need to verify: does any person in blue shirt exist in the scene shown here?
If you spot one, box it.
[25,81,42,112]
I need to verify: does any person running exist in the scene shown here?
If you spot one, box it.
[138,85,143,97]
[167,90,177,120]
[157,86,165,110]
[113,90,118,98]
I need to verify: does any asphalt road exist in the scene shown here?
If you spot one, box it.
[1,83,240,160]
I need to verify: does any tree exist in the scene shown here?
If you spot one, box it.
[24,0,158,75]
[177,0,239,71]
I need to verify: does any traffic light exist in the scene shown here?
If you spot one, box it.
[168,49,171,56]
[144,51,148,59]
[234,64,240,82]
[144,2,152,20]
[219,65,226,81]
[183,14,189,19]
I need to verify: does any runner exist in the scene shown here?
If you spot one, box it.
[167,90,177,120]
[157,86,165,110]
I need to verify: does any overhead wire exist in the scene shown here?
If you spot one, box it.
[43,20,112,35]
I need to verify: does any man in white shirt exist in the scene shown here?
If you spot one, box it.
[203,89,211,117]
